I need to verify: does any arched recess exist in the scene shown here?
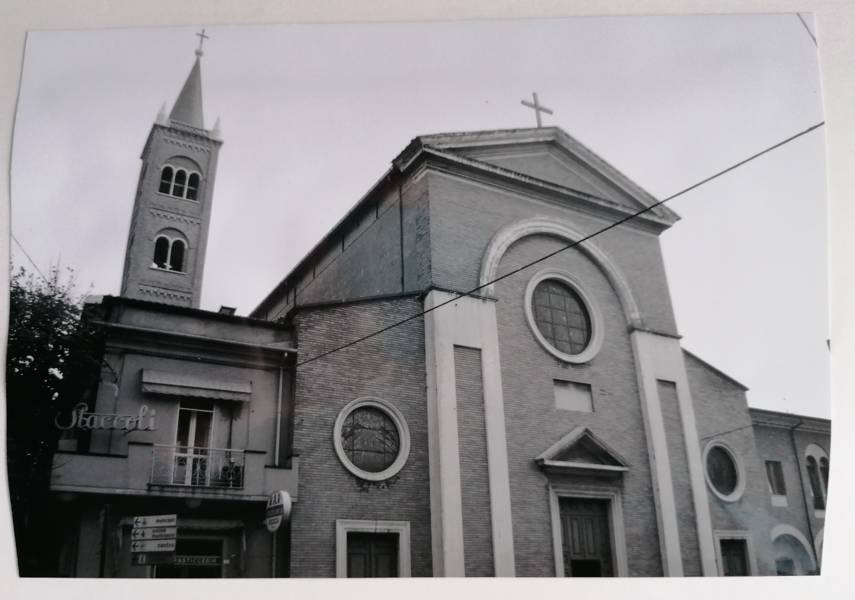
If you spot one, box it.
[479,217,642,328]
[771,524,817,575]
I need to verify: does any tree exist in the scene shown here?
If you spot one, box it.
[5,265,103,575]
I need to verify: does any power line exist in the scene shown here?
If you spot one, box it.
[293,120,823,367]
[11,233,49,283]
[796,14,818,47]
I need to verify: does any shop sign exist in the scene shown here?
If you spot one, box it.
[265,490,292,533]
[55,402,157,432]
[175,555,221,566]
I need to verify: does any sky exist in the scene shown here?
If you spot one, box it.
[10,15,829,418]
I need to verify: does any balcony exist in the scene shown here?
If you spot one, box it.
[50,441,299,502]
[150,445,245,488]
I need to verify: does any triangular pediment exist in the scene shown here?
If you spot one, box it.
[535,426,628,475]
[399,128,679,227]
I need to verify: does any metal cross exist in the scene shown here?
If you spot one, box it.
[521,92,554,128]
[195,29,210,55]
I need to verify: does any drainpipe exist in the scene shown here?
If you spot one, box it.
[788,419,818,570]
[274,359,285,467]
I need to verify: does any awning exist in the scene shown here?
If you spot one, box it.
[141,369,252,402]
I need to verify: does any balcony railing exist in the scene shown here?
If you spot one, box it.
[150,445,245,488]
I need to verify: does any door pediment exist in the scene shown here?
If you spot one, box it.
[536,426,628,476]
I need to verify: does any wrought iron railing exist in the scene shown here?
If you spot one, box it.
[150,445,245,488]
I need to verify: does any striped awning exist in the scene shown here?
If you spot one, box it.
[141,369,252,402]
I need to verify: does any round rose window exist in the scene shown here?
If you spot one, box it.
[341,406,401,473]
[704,443,744,501]
[333,397,410,481]
[532,279,592,355]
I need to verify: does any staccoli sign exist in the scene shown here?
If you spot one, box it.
[265,490,292,533]
[55,402,156,432]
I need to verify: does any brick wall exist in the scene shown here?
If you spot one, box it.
[289,297,431,577]
[454,346,494,576]
[256,175,431,320]
[752,423,830,562]
[658,379,702,575]
[685,352,777,575]
[427,171,679,335]
[492,233,663,576]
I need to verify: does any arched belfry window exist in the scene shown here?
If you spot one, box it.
[152,233,188,273]
[158,163,201,201]
[173,169,187,198]
[153,237,170,269]
[159,166,174,194]
[186,173,200,201]
[169,239,186,272]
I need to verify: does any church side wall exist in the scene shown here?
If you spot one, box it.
[289,298,431,577]
[493,234,663,576]
[685,354,777,575]
[259,175,431,320]
[752,424,830,558]
[426,171,679,335]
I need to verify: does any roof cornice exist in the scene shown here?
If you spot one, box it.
[399,144,676,232]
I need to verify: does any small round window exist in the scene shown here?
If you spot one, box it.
[704,442,744,501]
[524,269,603,364]
[333,397,410,481]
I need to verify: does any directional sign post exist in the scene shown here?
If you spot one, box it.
[131,514,177,567]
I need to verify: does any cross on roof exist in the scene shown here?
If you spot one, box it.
[195,29,209,56]
[521,92,554,128]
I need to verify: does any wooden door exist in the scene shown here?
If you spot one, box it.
[347,532,399,577]
[559,497,613,577]
[720,539,749,576]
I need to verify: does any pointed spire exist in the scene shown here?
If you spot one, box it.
[169,55,204,129]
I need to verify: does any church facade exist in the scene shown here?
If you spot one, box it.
[44,46,830,578]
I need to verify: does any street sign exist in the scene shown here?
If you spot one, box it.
[265,490,292,533]
[131,539,177,553]
[132,514,177,528]
[132,552,176,566]
[130,526,177,541]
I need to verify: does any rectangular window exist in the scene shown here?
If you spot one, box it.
[765,460,787,496]
[719,539,749,576]
[554,381,593,412]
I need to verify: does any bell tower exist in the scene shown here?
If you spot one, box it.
[120,32,222,308]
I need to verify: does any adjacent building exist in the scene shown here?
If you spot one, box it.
[45,45,830,578]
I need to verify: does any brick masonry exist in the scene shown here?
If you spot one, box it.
[454,345,494,576]
[289,297,432,577]
[657,379,702,575]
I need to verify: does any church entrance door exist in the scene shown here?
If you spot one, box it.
[559,497,614,577]
[346,532,399,577]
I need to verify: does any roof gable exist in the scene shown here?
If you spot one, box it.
[402,127,679,225]
[535,426,628,476]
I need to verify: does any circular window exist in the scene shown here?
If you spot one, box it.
[333,397,410,481]
[703,442,745,502]
[524,269,603,363]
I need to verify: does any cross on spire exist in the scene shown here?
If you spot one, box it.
[195,28,209,57]
[521,92,554,128]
